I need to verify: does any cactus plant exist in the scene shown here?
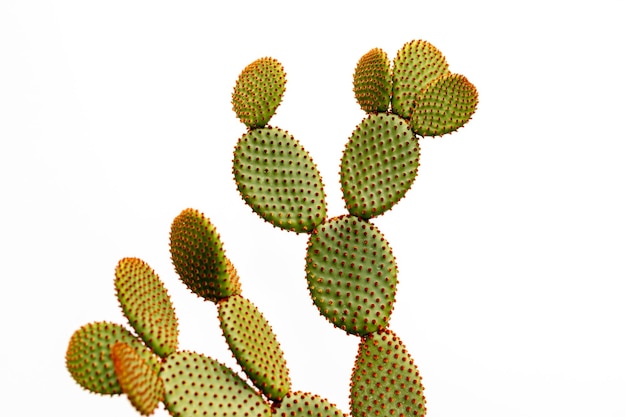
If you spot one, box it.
[66,39,478,416]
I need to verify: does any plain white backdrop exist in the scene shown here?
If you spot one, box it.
[1,1,625,416]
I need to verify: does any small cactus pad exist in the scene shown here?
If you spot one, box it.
[110,342,165,416]
[305,215,398,335]
[218,295,291,401]
[391,40,450,120]
[353,48,392,113]
[350,330,426,417]
[115,257,179,357]
[410,73,478,137]
[170,208,242,302]
[340,113,420,219]
[232,57,286,129]
[233,127,327,233]
[272,391,348,417]
[161,350,271,417]
[66,321,159,395]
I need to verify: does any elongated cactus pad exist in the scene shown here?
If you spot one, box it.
[350,330,426,417]
[391,40,450,120]
[65,321,159,395]
[273,391,348,417]
[218,295,290,401]
[340,113,420,219]
[410,73,478,137]
[115,257,178,357]
[110,342,164,416]
[161,350,271,417]
[233,127,327,233]
[169,208,242,302]
[353,48,392,113]
[232,57,286,129]
[305,215,398,335]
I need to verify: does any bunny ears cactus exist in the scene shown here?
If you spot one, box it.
[354,39,478,137]
[66,39,477,416]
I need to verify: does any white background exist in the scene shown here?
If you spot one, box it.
[1,1,625,416]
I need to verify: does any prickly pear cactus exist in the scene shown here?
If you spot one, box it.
[66,39,477,416]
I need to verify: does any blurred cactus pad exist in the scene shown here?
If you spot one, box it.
[66,39,478,416]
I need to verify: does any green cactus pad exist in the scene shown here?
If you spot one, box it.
[115,257,179,357]
[391,40,450,120]
[410,73,478,137]
[232,57,286,129]
[110,342,164,416]
[305,215,398,336]
[169,208,242,302]
[340,113,420,219]
[353,48,392,113]
[65,321,159,395]
[161,350,271,417]
[350,329,426,417]
[233,127,327,233]
[272,391,348,417]
[218,295,290,400]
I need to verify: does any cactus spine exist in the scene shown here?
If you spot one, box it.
[66,39,478,416]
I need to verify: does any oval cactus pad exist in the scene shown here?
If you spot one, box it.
[391,40,450,120]
[218,295,291,401]
[161,350,271,417]
[340,113,420,219]
[232,57,286,129]
[273,391,349,417]
[410,73,479,137]
[169,208,242,302]
[233,127,326,233]
[305,215,398,335]
[110,341,164,416]
[115,257,179,357]
[350,329,426,417]
[353,48,392,114]
[65,321,159,395]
